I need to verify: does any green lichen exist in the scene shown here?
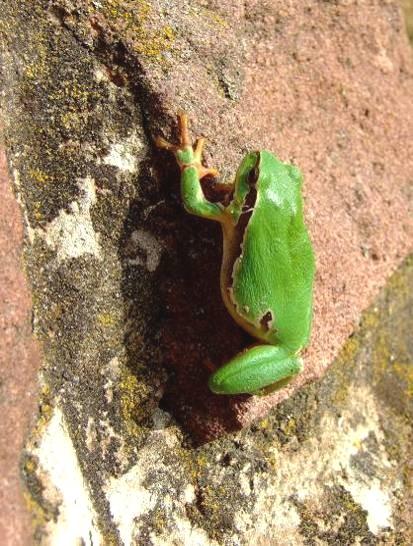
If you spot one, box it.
[118,367,151,438]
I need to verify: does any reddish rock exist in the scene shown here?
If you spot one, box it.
[0,148,40,545]
[152,1,413,434]
[230,1,413,422]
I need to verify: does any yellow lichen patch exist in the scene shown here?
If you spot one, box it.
[192,5,229,28]
[281,417,297,436]
[23,490,48,529]
[25,65,39,80]
[119,368,150,437]
[33,202,44,221]
[338,336,360,363]
[23,457,37,474]
[331,336,360,405]
[392,362,413,397]
[60,111,86,132]
[130,23,175,57]
[196,453,209,468]
[371,332,392,378]
[97,312,119,328]
[120,372,139,420]
[360,308,380,330]
[22,34,49,82]
[28,168,50,185]
[95,0,176,58]
[31,384,54,438]
[48,81,100,108]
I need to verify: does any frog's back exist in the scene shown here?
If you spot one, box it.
[231,151,315,351]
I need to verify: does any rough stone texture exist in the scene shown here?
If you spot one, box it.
[0,0,412,544]
[0,148,41,544]
[15,257,413,544]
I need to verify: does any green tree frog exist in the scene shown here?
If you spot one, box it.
[156,114,315,395]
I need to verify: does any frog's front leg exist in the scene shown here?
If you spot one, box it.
[156,114,226,222]
[208,345,303,395]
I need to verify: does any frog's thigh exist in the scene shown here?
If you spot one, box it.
[208,345,302,395]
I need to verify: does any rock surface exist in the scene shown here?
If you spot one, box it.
[0,0,412,544]
[0,149,41,545]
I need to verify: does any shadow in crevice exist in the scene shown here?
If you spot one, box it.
[119,146,252,446]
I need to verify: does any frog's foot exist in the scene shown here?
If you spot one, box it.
[156,113,219,180]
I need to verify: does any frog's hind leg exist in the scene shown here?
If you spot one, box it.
[208,345,303,395]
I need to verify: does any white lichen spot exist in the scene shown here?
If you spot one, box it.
[12,168,37,244]
[94,67,109,83]
[105,460,157,546]
[102,356,121,379]
[328,385,398,535]
[181,484,195,505]
[239,464,251,497]
[126,229,163,272]
[103,377,114,404]
[152,408,172,430]
[358,486,393,534]
[103,133,143,173]
[33,407,102,545]
[101,356,122,404]
[85,417,97,452]
[105,427,213,546]
[38,176,101,262]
